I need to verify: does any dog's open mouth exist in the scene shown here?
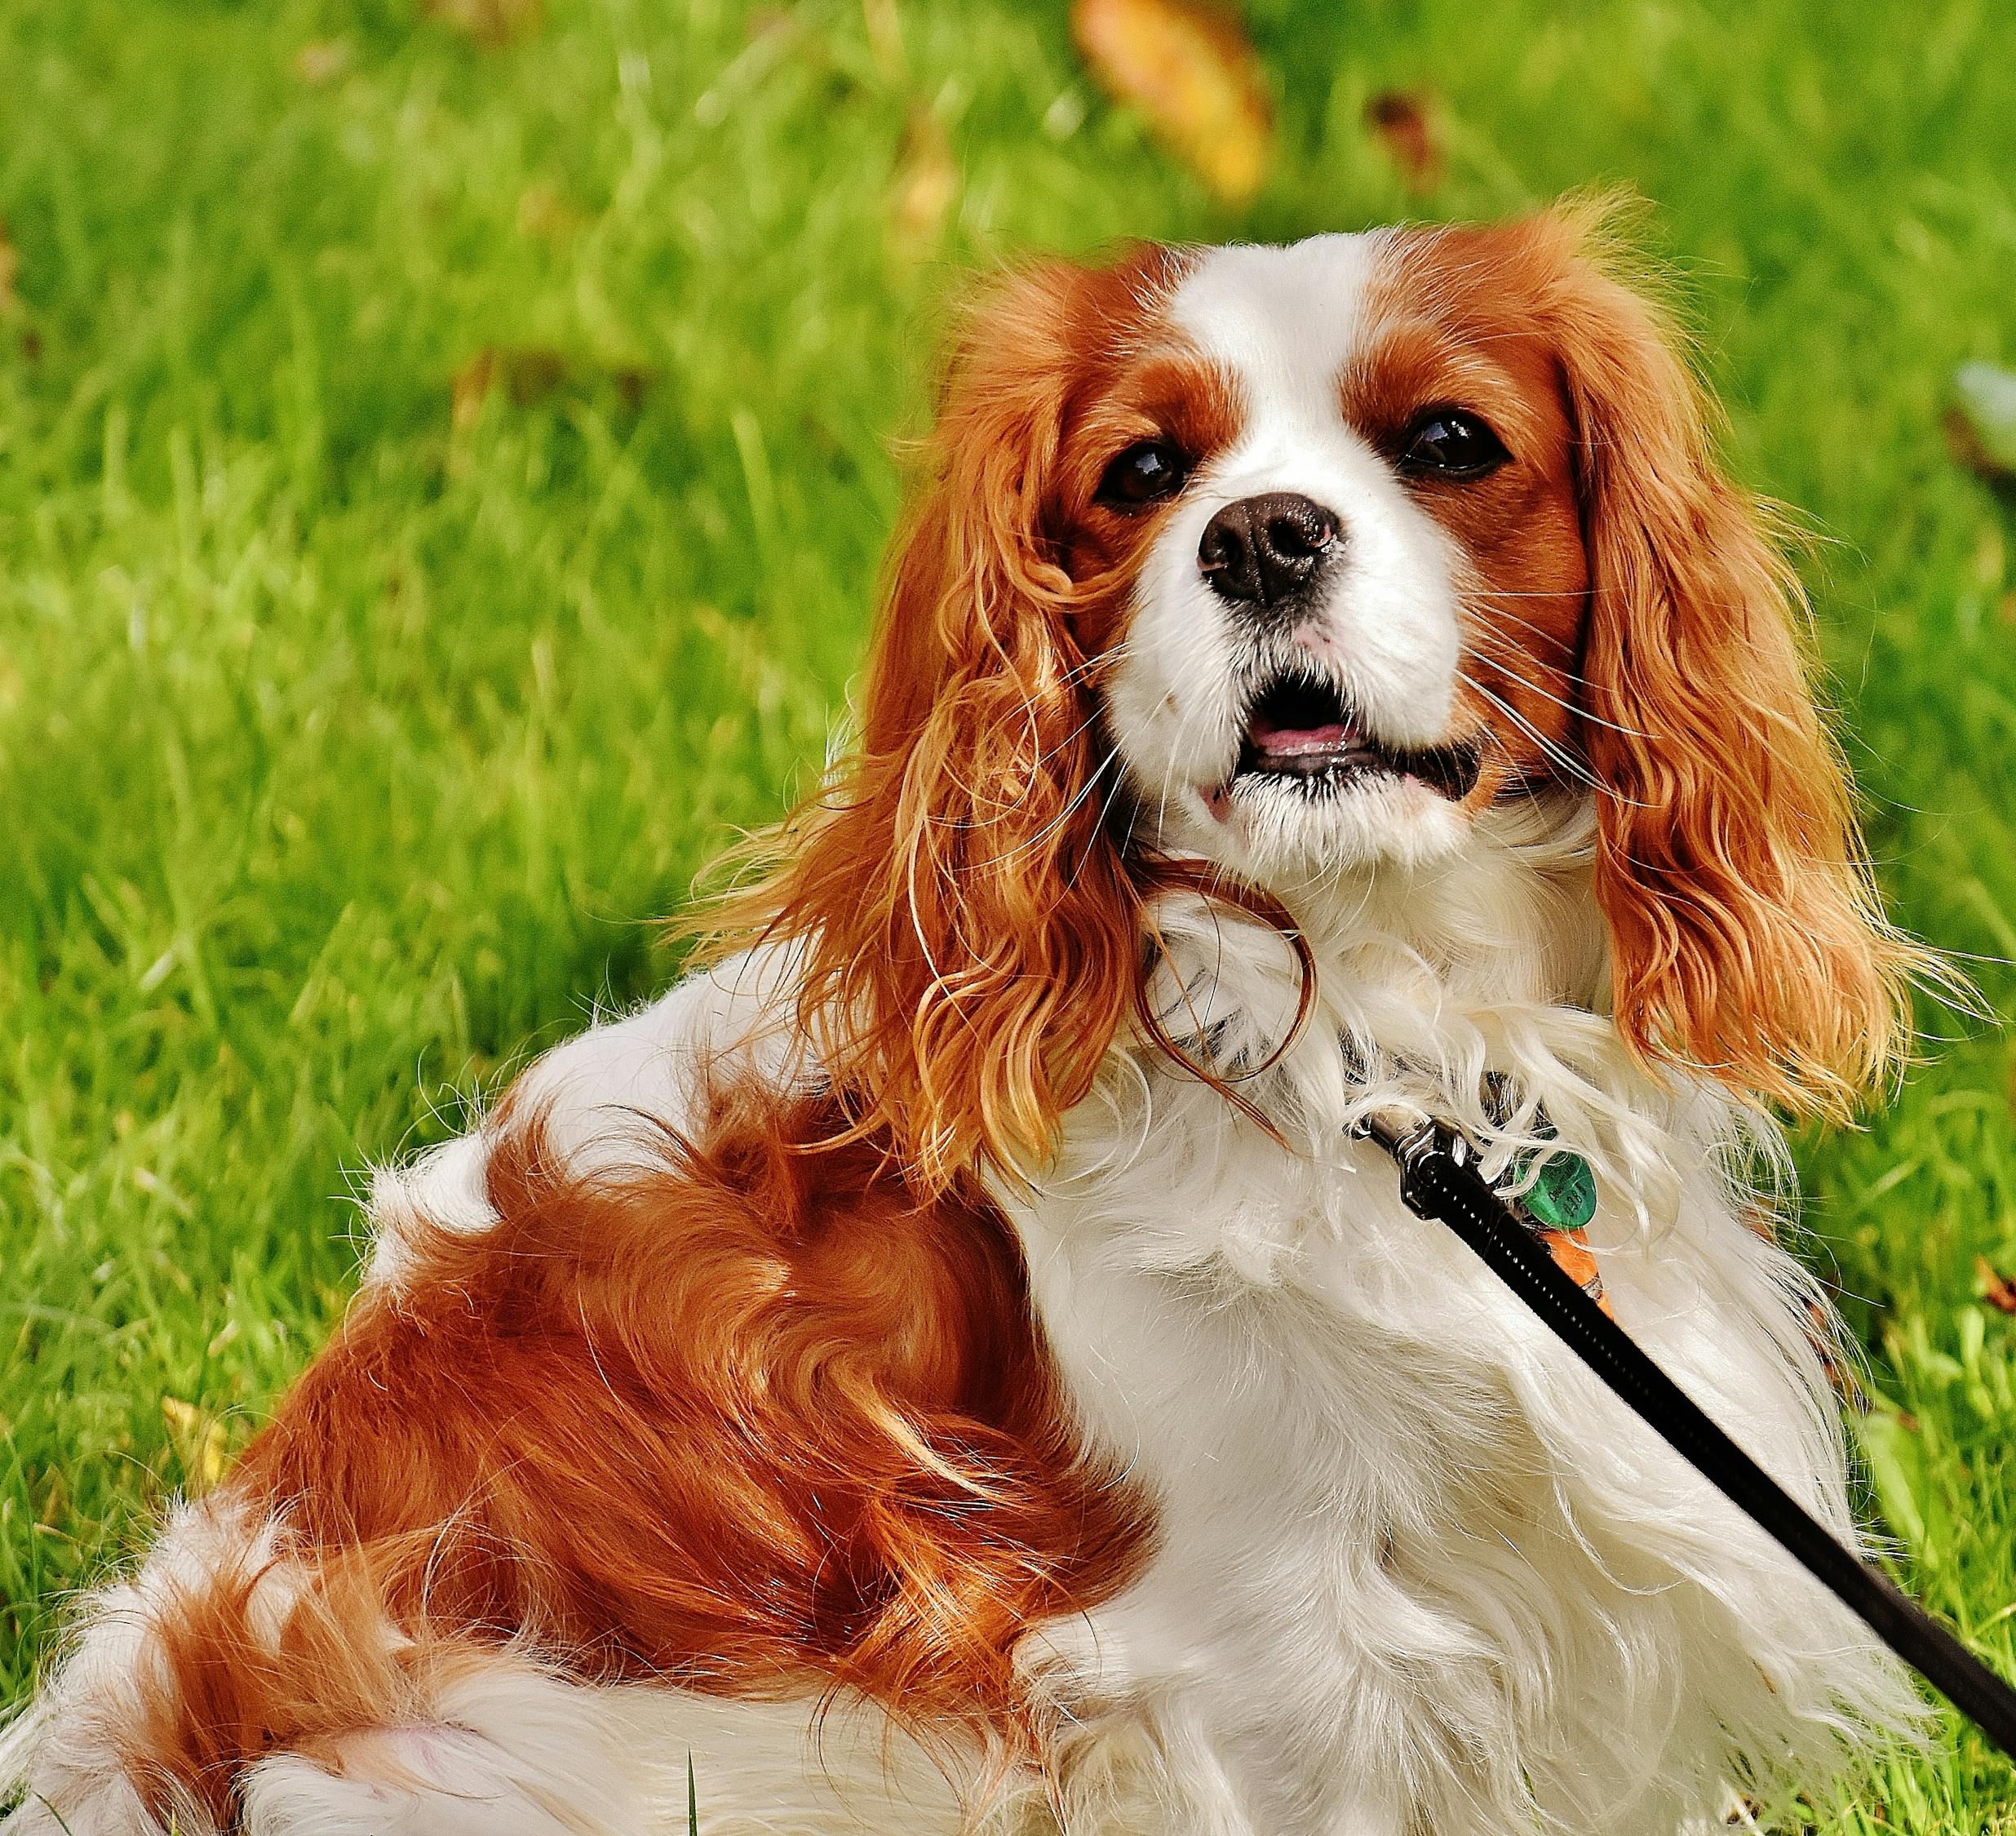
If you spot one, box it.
[1232,672,1482,800]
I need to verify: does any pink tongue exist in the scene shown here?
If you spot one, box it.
[1249,717,1352,757]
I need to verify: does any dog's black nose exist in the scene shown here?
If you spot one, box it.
[1198,493,1340,607]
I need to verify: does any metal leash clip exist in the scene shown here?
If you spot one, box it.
[1361,1108,1609,1310]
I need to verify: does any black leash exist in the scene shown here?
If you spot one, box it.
[1355,1107,2016,1761]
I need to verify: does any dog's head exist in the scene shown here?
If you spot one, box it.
[729,209,1914,1186]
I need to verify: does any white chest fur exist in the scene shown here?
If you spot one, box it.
[1002,947,1903,1835]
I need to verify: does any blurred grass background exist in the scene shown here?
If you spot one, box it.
[2,0,2014,1827]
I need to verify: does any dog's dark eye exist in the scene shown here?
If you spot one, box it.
[1401,410,1510,479]
[1097,440,1191,508]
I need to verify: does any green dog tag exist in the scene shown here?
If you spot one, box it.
[1518,1149,1598,1232]
[1481,1084,1601,1234]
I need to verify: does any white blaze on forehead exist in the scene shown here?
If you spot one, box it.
[1150,233,1460,743]
[1166,233,1389,437]
[1099,230,1472,885]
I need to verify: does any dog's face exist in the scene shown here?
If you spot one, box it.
[1083,233,1586,884]
[750,212,1913,1185]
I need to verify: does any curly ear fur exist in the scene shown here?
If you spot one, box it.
[701,255,1180,1190]
[1527,206,1924,1116]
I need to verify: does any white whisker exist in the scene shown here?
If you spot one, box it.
[1457,670,1649,807]
[1464,645,1649,738]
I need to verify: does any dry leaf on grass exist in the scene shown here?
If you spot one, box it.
[1365,89,1443,194]
[1977,1255,2016,1316]
[890,107,959,259]
[516,182,579,242]
[453,346,652,437]
[161,1396,228,1488]
[0,218,20,319]
[1072,0,1273,204]
[451,348,498,437]
[426,0,543,49]
[295,39,352,84]
[1947,361,2016,486]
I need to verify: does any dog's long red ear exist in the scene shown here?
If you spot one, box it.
[713,259,1160,1190]
[1531,212,1918,1117]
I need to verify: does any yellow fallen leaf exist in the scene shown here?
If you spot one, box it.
[161,1396,228,1488]
[198,1420,227,1485]
[426,0,543,48]
[295,39,352,85]
[516,182,578,242]
[1072,0,1273,204]
[451,348,498,438]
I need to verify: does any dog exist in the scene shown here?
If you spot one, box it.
[1,206,1925,1835]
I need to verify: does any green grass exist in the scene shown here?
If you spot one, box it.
[2,0,2014,1828]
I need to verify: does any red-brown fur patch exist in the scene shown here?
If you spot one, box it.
[115,1089,1150,1826]
[120,1548,512,1829]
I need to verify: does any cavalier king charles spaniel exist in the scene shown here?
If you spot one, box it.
[3,207,1925,1836]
